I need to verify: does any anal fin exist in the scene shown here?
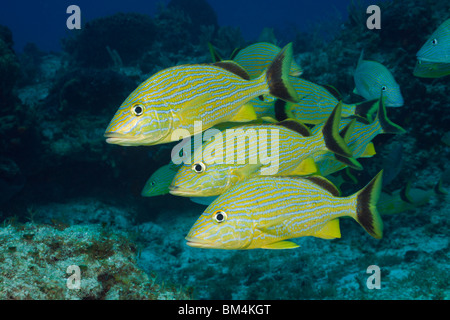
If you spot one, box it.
[230,103,258,122]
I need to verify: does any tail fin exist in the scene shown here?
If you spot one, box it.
[265,43,300,103]
[376,94,406,134]
[354,170,384,239]
[353,98,379,123]
[333,118,363,170]
[322,101,354,158]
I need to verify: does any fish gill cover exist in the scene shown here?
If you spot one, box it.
[0,0,448,300]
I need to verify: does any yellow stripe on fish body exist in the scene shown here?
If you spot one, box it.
[185,171,384,250]
[169,120,318,197]
[104,43,300,146]
[170,102,353,197]
[233,42,303,79]
[354,50,404,107]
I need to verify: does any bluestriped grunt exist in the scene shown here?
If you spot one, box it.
[104,43,300,146]
[185,171,384,250]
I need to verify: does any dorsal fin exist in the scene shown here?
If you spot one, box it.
[434,178,448,195]
[341,167,358,184]
[303,175,341,196]
[208,42,223,63]
[212,61,251,80]
[321,84,342,100]
[276,119,311,137]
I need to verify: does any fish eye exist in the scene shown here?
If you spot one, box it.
[150,181,155,186]
[131,104,144,116]
[431,38,438,45]
[192,162,206,173]
[213,210,227,223]
[381,86,387,91]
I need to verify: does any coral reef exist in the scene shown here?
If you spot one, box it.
[1,0,449,300]
[0,220,190,299]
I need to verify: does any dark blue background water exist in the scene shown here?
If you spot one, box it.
[2,0,379,52]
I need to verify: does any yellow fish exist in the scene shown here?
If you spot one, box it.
[354,50,404,107]
[105,43,300,146]
[186,171,384,250]
[170,102,356,197]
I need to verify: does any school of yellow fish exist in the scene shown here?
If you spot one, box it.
[105,19,448,250]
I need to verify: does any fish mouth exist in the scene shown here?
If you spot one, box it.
[185,236,217,248]
[169,185,205,197]
[104,132,149,146]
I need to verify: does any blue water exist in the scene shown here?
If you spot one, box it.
[2,0,378,52]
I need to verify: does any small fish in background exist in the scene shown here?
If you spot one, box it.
[353,50,404,107]
[105,43,300,146]
[209,42,303,79]
[185,171,384,250]
[416,19,450,64]
[378,178,447,216]
[141,163,179,197]
[277,77,379,125]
